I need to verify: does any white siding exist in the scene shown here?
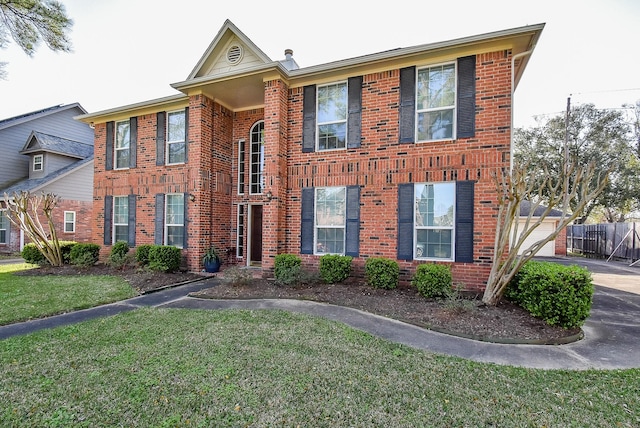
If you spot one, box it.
[515,219,557,257]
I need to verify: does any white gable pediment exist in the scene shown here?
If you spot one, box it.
[188,19,272,80]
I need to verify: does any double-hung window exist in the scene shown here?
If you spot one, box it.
[64,211,76,233]
[414,182,455,260]
[317,82,347,150]
[113,196,129,243]
[115,120,131,169]
[167,110,186,164]
[416,63,456,141]
[315,187,346,255]
[0,209,7,244]
[165,193,185,247]
[33,154,43,172]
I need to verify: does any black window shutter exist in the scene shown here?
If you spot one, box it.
[182,192,188,249]
[105,121,114,171]
[457,55,476,139]
[129,117,137,168]
[300,187,315,254]
[156,112,166,166]
[127,194,136,247]
[302,85,316,153]
[103,195,113,245]
[183,107,189,163]
[397,183,414,260]
[455,180,475,263]
[347,76,362,149]
[399,66,416,144]
[155,193,165,245]
[345,185,360,257]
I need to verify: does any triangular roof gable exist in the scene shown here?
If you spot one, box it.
[187,19,272,80]
[19,131,93,159]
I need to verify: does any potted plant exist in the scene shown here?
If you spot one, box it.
[202,246,221,273]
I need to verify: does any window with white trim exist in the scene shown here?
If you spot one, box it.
[317,81,347,150]
[64,211,76,233]
[236,204,245,257]
[113,196,129,243]
[315,187,346,255]
[33,154,43,171]
[0,209,7,244]
[166,110,186,164]
[114,120,131,169]
[414,182,455,260]
[165,193,184,248]
[237,139,245,194]
[416,63,456,142]
[249,121,264,194]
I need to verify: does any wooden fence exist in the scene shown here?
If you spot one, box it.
[567,222,640,263]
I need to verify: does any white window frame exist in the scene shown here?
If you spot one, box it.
[415,62,457,143]
[166,109,186,165]
[0,209,7,244]
[113,196,128,243]
[249,121,264,195]
[414,182,455,261]
[33,154,43,171]
[314,186,346,255]
[236,204,245,258]
[64,211,76,233]
[316,81,348,151]
[114,120,130,170]
[164,193,184,248]
[237,139,246,195]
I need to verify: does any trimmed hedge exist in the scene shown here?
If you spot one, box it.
[506,261,593,329]
[412,263,452,298]
[274,254,302,286]
[135,244,153,266]
[21,241,78,265]
[108,241,131,268]
[148,245,182,273]
[70,243,101,267]
[365,257,399,289]
[319,254,352,284]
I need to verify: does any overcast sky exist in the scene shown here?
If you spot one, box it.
[1,0,638,127]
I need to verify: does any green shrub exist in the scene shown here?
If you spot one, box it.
[21,243,45,264]
[412,263,452,299]
[507,261,593,329]
[59,241,77,264]
[365,257,399,289]
[69,243,100,267]
[108,241,131,269]
[135,244,153,266]
[274,254,302,286]
[148,245,182,273]
[319,254,352,284]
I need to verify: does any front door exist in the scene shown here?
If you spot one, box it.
[249,205,263,265]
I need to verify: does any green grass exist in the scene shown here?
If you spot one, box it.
[0,263,137,325]
[1,308,638,427]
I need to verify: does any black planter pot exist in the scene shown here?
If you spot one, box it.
[203,259,221,273]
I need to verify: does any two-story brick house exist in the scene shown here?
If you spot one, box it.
[77,20,544,289]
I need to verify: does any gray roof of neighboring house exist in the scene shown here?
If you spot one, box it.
[0,103,87,131]
[520,200,563,217]
[20,131,94,159]
[0,156,94,196]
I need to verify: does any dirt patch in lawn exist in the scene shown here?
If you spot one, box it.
[16,264,581,344]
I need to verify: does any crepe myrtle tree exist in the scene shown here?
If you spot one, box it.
[0,0,73,78]
[482,158,609,306]
[4,191,64,266]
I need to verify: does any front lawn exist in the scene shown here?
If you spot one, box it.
[0,263,137,325]
[1,308,638,427]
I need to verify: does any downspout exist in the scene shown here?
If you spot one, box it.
[510,49,533,172]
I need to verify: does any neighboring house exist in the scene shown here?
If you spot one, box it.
[0,104,94,254]
[76,20,544,289]
[515,201,567,257]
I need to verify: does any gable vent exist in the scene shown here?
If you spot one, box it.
[226,45,244,65]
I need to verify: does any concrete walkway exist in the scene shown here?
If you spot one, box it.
[1,256,639,370]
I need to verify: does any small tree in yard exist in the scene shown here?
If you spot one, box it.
[3,191,64,266]
[482,158,609,306]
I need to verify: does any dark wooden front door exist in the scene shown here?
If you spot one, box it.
[250,205,263,265]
